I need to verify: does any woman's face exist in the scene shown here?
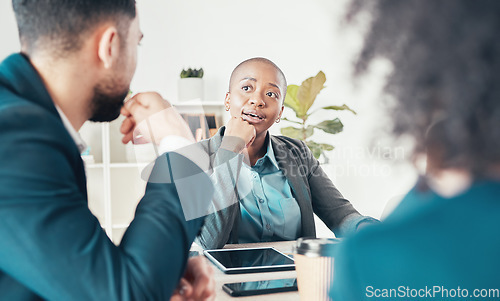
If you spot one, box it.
[225,61,285,136]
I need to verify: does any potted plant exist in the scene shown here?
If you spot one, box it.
[280,71,356,163]
[178,67,204,101]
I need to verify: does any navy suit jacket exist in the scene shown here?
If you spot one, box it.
[0,53,212,300]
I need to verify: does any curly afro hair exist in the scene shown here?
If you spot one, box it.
[348,0,500,177]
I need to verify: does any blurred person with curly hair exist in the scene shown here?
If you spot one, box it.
[330,0,500,299]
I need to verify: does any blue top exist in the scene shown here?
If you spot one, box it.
[330,178,500,300]
[237,135,301,243]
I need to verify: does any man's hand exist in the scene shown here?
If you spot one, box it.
[170,256,216,301]
[120,92,194,145]
[221,116,256,153]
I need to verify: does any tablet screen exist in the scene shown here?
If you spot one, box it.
[204,247,295,274]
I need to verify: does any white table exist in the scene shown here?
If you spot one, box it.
[192,241,300,301]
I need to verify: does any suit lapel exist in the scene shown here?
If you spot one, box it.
[271,136,308,200]
[271,136,315,236]
[0,53,88,201]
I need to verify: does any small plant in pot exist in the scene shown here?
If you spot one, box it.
[178,67,204,101]
[180,68,204,79]
[280,71,356,163]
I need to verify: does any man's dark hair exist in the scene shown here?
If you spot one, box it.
[348,0,500,176]
[229,57,288,101]
[12,0,136,56]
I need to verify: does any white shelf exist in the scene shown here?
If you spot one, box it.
[85,163,104,169]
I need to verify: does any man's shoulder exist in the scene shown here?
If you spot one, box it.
[0,89,65,139]
[1,83,51,113]
[0,86,31,110]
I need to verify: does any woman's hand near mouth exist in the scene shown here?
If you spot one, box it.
[222,116,256,153]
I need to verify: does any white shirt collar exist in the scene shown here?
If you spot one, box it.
[55,106,87,153]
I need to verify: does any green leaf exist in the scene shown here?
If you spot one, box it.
[179,68,204,78]
[304,141,335,159]
[313,118,344,134]
[284,85,301,118]
[280,126,314,140]
[280,71,356,159]
[280,127,303,139]
[306,141,322,159]
[322,104,357,115]
[320,143,334,151]
[296,71,326,117]
[282,117,302,125]
[304,125,315,138]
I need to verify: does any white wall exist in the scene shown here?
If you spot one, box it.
[0,2,20,55]
[0,1,417,222]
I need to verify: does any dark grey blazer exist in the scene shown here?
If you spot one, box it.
[196,127,377,249]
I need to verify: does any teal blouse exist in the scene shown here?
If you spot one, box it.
[330,178,500,300]
[237,135,301,242]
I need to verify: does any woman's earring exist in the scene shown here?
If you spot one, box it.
[275,117,281,123]
[225,106,230,111]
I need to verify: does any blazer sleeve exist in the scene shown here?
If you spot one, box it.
[195,146,243,249]
[301,140,377,237]
[0,104,213,301]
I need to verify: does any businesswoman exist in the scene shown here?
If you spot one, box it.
[195,57,377,249]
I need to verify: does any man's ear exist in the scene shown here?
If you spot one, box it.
[97,26,120,69]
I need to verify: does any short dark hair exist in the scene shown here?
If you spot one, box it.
[348,0,500,176]
[229,57,288,101]
[12,0,136,56]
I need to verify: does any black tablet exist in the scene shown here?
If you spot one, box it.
[223,278,298,296]
[203,247,295,274]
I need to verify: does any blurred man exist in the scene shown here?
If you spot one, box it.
[0,1,215,300]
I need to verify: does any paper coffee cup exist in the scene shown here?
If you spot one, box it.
[294,238,340,301]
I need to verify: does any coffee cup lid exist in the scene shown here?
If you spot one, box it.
[295,237,341,257]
